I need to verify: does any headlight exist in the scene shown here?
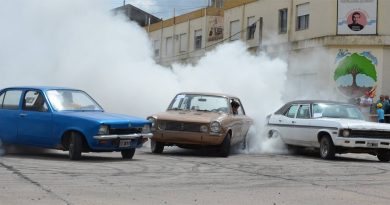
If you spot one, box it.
[200,125,208,133]
[341,129,351,137]
[147,117,156,131]
[158,121,166,130]
[142,124,151,133]
[210,121,221,133]
[147,117,156,127]
[98,125,109,135]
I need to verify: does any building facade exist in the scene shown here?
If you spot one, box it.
[147,0,390,101]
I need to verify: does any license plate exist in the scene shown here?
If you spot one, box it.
[367,141,378,148]
[119,140,131,148]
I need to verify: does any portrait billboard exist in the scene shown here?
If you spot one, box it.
[337,0,377,35]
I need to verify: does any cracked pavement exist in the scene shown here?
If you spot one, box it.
[1,147,390,205]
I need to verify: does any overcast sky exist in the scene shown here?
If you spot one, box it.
[111,0,209,19]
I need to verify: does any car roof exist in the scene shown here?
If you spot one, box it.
[176,92,239,99]
[2,86,77,91]
[275,100,354,115]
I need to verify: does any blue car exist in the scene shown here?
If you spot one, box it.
[0,86,152,160]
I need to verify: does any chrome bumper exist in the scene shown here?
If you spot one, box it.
[93,133,153,140]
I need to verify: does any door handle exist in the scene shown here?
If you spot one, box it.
[19,113,28,117]
[278,120,282,122]
[292,121,296,124]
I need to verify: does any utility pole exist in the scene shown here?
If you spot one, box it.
[123,0,125,6]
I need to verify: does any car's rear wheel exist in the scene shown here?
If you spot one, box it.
[319,135,335,160]
[218,133,231,157]
[121,148,136,159]
[151,139,164,154]
[69,132,83,160]
[377,150,390,162]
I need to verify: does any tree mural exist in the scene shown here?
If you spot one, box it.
[334,52,377,98]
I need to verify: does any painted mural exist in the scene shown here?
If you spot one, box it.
[334,49,377,98]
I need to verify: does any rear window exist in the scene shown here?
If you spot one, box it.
[2,90,22,110]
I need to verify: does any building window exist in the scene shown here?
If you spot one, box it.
[247,16,256,40]
[279,8,288,34]
[165,36,173,56]
[230,20,240,41]
[179,33,187,52]
[194,29,202,50]
[153,40,160,57]
[296,3,309,30]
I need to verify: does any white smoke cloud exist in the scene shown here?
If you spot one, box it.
[0,0,288,154]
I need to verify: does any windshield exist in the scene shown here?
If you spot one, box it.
[168,94,229,113]
[46,90,103,111]
[312,103,365,120]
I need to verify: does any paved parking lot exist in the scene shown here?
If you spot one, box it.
[1,147,390,205]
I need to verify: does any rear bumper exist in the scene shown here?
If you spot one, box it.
[93,133,153,140]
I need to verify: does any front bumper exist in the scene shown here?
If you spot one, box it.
[152,130,224,145]
[334,137,390,149]
[93,133,153,140]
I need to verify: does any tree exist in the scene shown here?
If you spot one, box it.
[334,53,376,88]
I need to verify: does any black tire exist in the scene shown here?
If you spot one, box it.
[121,148,136,159]
[319,136,335,160]
[219,133,231,157]
[241,133,247,150]
[69,132,83,160]
[0,139,6,156]
[377,150,390,162]
[151,139,164,154]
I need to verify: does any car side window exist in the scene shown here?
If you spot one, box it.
[0,92,4,108]
[23,91,48,112]
[296,104,310,119]
[2,90,22,110]
[285,104,299,118]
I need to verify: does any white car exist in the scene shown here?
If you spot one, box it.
[266,100,390,162]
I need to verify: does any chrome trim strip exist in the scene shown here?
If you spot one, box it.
[93,133,153,140]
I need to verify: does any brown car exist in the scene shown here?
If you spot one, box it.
[147,92,253,157]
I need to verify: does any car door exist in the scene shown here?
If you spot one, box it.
[0,89,23,144]
[235,99,252,139]
[17,90,53,147]
[294,104,316,146]
[273,104,299,145]
[229,98,245,145]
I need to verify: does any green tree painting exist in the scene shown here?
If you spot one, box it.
[334,53,377,98]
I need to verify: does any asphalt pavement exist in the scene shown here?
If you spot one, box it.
[1,147,390,205]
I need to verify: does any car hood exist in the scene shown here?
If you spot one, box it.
[319,118,390,131]
[56,111,150,127]
[151,110,227,123]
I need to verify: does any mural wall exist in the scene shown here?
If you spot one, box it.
[334,49,378,98]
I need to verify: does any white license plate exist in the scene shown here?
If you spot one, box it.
[119,140,131,148]
[367,141,378,148]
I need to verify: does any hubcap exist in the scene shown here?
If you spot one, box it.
[321,140,328,157]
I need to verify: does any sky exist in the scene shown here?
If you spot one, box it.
[111,0,209,19]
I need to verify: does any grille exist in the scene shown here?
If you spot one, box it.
[163,121,202,132]
[109,128,142,135]
[350,130,390,139]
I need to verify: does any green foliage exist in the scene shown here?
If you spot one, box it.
[334,53,377,81]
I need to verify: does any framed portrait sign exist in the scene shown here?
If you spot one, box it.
[337,0,377,35]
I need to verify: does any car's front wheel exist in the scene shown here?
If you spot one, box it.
[151,139,164,154]
[377,150,390,162]
[319,135,335,160]
[0,139,6,156]
[218,133,231,157]
[69,132,83,160]
[121,148,136,159]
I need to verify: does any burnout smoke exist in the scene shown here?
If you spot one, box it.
[0,0,288,154]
